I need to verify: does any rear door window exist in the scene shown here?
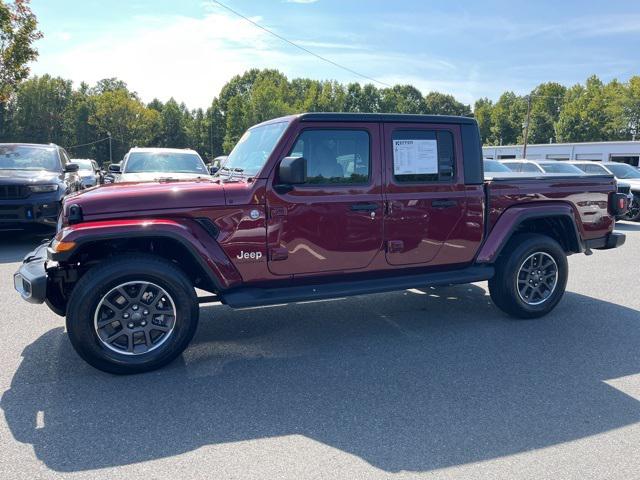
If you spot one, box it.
[391,130,455,183]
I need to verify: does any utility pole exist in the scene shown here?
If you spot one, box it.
[107,131,112,164]
[522,95,532,159]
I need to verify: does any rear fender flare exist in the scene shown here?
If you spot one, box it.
[476,203,583,263]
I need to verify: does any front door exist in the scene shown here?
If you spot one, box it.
[266,123,383,276]
[382,123,468,266]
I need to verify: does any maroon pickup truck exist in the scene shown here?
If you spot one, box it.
[14,113,627,374]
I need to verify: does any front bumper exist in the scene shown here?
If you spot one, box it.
[584,231,626,250]
[0,197,60,228]
[14,243,49,304]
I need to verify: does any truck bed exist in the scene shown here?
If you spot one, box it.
[484,174,617,240]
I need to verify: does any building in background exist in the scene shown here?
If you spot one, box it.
[483,141,640,166]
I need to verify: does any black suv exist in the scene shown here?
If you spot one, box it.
[0,143,83,231]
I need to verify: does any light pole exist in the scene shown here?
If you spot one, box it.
[522,95,532,159]
[107,131,112,164]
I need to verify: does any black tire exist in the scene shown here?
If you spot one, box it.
[488,233,568,319]
[66,254,199,374]
[626,194,640,222]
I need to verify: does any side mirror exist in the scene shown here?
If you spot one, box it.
[278,156,307,185]
[209,166,219,175]
[64,163,79,173]
[108,163,121,173]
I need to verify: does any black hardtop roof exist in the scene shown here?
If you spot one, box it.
[297,112,477,125]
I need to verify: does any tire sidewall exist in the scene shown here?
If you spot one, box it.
[67,257,198,374]
[496,235,568,317]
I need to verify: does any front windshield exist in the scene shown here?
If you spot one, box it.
[124,152,208,174]
[606,163,640,179]
[540,163,582,174]
[0,145,60,171]
[484,160,511,173]
[72,159,93,171]
[221,121,289,176]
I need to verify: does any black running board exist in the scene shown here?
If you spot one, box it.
[221,265,494,308]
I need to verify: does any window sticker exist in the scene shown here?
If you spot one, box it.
[393,139,438,175]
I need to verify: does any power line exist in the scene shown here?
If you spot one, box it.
[210,0,392,88]
[67,136,111,149]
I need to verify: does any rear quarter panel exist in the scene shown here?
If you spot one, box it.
[485,175,616,240]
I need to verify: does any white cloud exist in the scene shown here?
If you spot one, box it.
[33,12,282,108]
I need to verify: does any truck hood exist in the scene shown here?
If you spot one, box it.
[0,169,63,185]
[64,179,226,217]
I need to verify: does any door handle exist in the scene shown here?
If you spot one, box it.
[431,199,458,209]
[350,203,380,212]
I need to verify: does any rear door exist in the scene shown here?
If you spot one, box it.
[382,123,468,266]
[266,122,384,276]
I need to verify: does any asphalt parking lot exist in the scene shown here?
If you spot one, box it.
[1,224,639,480]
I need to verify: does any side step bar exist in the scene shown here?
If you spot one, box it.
[221,265,494,309]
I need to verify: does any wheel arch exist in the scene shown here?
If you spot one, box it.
[50,219,242,294]
[477,204,583,264]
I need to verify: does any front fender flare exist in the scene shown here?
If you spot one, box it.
[50,218,242,290]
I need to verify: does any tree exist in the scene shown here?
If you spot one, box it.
[424,92,472,116]
[490,92,527,145]
[0,0,42,102]
[527,82,566,144]
[206,98,225,158]
[89,89,160,161]
[556,76,609,142]
[159,98,188,148]
[625,76,640,140]
[380,85,425,113]
[11,74,72,144]
[0,0,41,139]
[474,98,493,144]
[223,96,246,153]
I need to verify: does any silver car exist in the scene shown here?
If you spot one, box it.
[71,158,103,188]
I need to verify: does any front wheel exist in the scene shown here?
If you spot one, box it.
[66,254,199,374]
[488,234,568,319]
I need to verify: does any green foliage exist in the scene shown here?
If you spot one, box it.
[0,0,42,102]
[2,68,640,163]
[424,92,472,117]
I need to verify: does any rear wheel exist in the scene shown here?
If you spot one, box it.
[488,234,568,319]
[66,254,199,374]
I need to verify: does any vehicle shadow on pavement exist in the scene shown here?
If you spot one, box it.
[2,285,640,473]
[0,231,51,264]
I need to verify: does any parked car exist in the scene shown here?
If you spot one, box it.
[71,158,103,188]
[484,159,512,174]
[500,159,545,174]
[534,161,584,175]
[14,113,627,374]
[109,147,211,183]
[570,161,640,221]
[0,143,82,231]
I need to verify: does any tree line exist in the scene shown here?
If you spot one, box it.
[1,3,639,164]
[1,69,638,165]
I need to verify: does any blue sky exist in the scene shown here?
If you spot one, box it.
[30,0,640,109]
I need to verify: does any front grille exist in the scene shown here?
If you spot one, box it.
[0,185,29,200]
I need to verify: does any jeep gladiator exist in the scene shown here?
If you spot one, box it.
[14,113,627,374]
